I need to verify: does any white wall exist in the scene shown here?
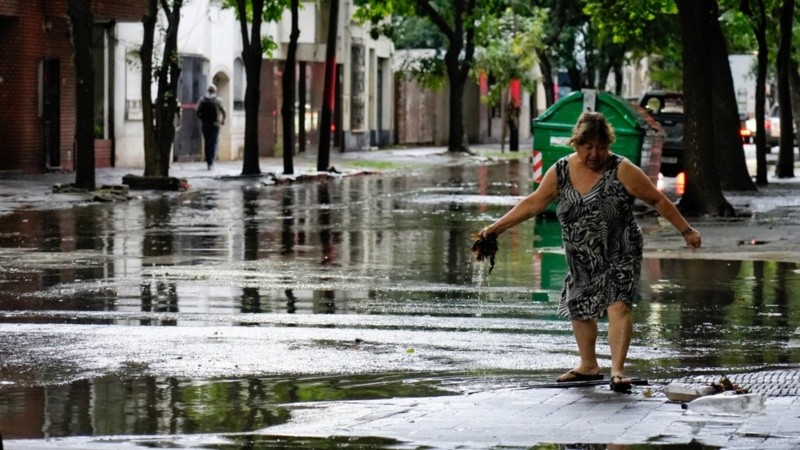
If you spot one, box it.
[729,54,757,118]
[112,0,245,168]
[112,0,394,165]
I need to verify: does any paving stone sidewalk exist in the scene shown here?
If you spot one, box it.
[266,373,800,449]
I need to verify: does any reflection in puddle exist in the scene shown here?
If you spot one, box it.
[0,375,288,439]
[204,435,411,449]
[542,445,718,450]
[0,161,799,446]
[0,373,451,440]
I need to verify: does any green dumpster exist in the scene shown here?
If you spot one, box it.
[531,89,663,200]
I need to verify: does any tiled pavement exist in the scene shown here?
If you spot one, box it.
[266,374,800,449]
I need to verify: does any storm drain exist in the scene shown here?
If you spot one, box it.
[660,368,800,397]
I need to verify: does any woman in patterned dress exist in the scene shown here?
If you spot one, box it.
[478,111,702,392]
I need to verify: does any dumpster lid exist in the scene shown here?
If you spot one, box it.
[534,90,660,134]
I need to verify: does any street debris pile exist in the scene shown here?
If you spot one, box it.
[663,375,763,415]
[52,183,132,202]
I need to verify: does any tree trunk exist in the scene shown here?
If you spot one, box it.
[706,1,755,191]
[753,5,769,185]
[317,0,339,171]
[775,0,795,178]
[445,51,467,152]
[415,0,475,153]
[790,59,800,162]
[281,0,299,175]
[237,0,264,176]
[141,1,156,176]
[67,0,95,190]
[566,66,583,91]
[141,0,181,178]
[536,50,556,107]
[298,61,307,153]
[155,1,181,177]
[675,0,735,217]
[242,53,262,175]
[597,64,611,92]
[500,97,507,153]
[613,64,623,96]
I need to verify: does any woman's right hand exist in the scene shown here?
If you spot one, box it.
[478,225,497,239]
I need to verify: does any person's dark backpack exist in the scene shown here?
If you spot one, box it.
[197,97,218,124]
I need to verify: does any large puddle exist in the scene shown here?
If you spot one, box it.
[0,159,799,445]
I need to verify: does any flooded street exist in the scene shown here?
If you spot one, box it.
[1,158,799,447]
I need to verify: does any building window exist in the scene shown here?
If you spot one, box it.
[234,58,245,110]
[125,50,143,120]
[351,44,365,130]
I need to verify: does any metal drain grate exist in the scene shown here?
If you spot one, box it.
[660,369,800,397]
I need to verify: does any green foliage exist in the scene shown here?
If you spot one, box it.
[472,7,545,104]
[583,0,676,47]
[221,0,288,22]
[582,0,682,90]
[218,1,290,61]
[261,37,279,57]
[391,15,448,49]
[353,0,465,89]
[395,53,446,89]
[718,6,758,54]
[648,39,683,90]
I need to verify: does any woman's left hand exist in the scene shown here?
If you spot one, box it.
[683,228,701,250]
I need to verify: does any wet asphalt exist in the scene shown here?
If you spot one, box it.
[1,145,800,449]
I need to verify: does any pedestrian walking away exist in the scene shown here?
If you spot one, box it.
[477,111,702,392]
[196,84,227,170]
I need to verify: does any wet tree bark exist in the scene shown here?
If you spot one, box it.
[789,59,800,161]
[739,0,770,185]
[536,50,556,108]
[281,0,299,175]
[706,1,756,191]
[236,0,265,176]
[141,0,182,178]
[775,0,796,178]
[444,43,468,152]
[298,61,307,153]
[675,0,735,216]
[415,0,476,153]
[317,0,339,171]
[67,0,95,190]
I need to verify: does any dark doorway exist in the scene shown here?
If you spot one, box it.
[334,63,343,150]
[176,55,205,162]
[41,59,60,169]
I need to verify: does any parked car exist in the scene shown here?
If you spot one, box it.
[765,104,780,146]
[764,103,800,147]
[639,90,684,177]
[742,116,757,144]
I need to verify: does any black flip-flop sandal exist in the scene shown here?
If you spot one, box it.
[610,375,632,392]
[556,370,604,382]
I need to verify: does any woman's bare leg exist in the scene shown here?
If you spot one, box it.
[606,300,632,380]
[557,318,601,380]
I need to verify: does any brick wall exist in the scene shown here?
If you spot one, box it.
[0,11,47,173]
[45,0,146,22]
[93,0,148,22]
[0,0,21,17]
[0,0,146,173]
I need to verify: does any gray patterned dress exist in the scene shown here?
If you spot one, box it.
[554,154,644,320]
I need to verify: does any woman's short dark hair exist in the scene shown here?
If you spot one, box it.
[568,111,616,148]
